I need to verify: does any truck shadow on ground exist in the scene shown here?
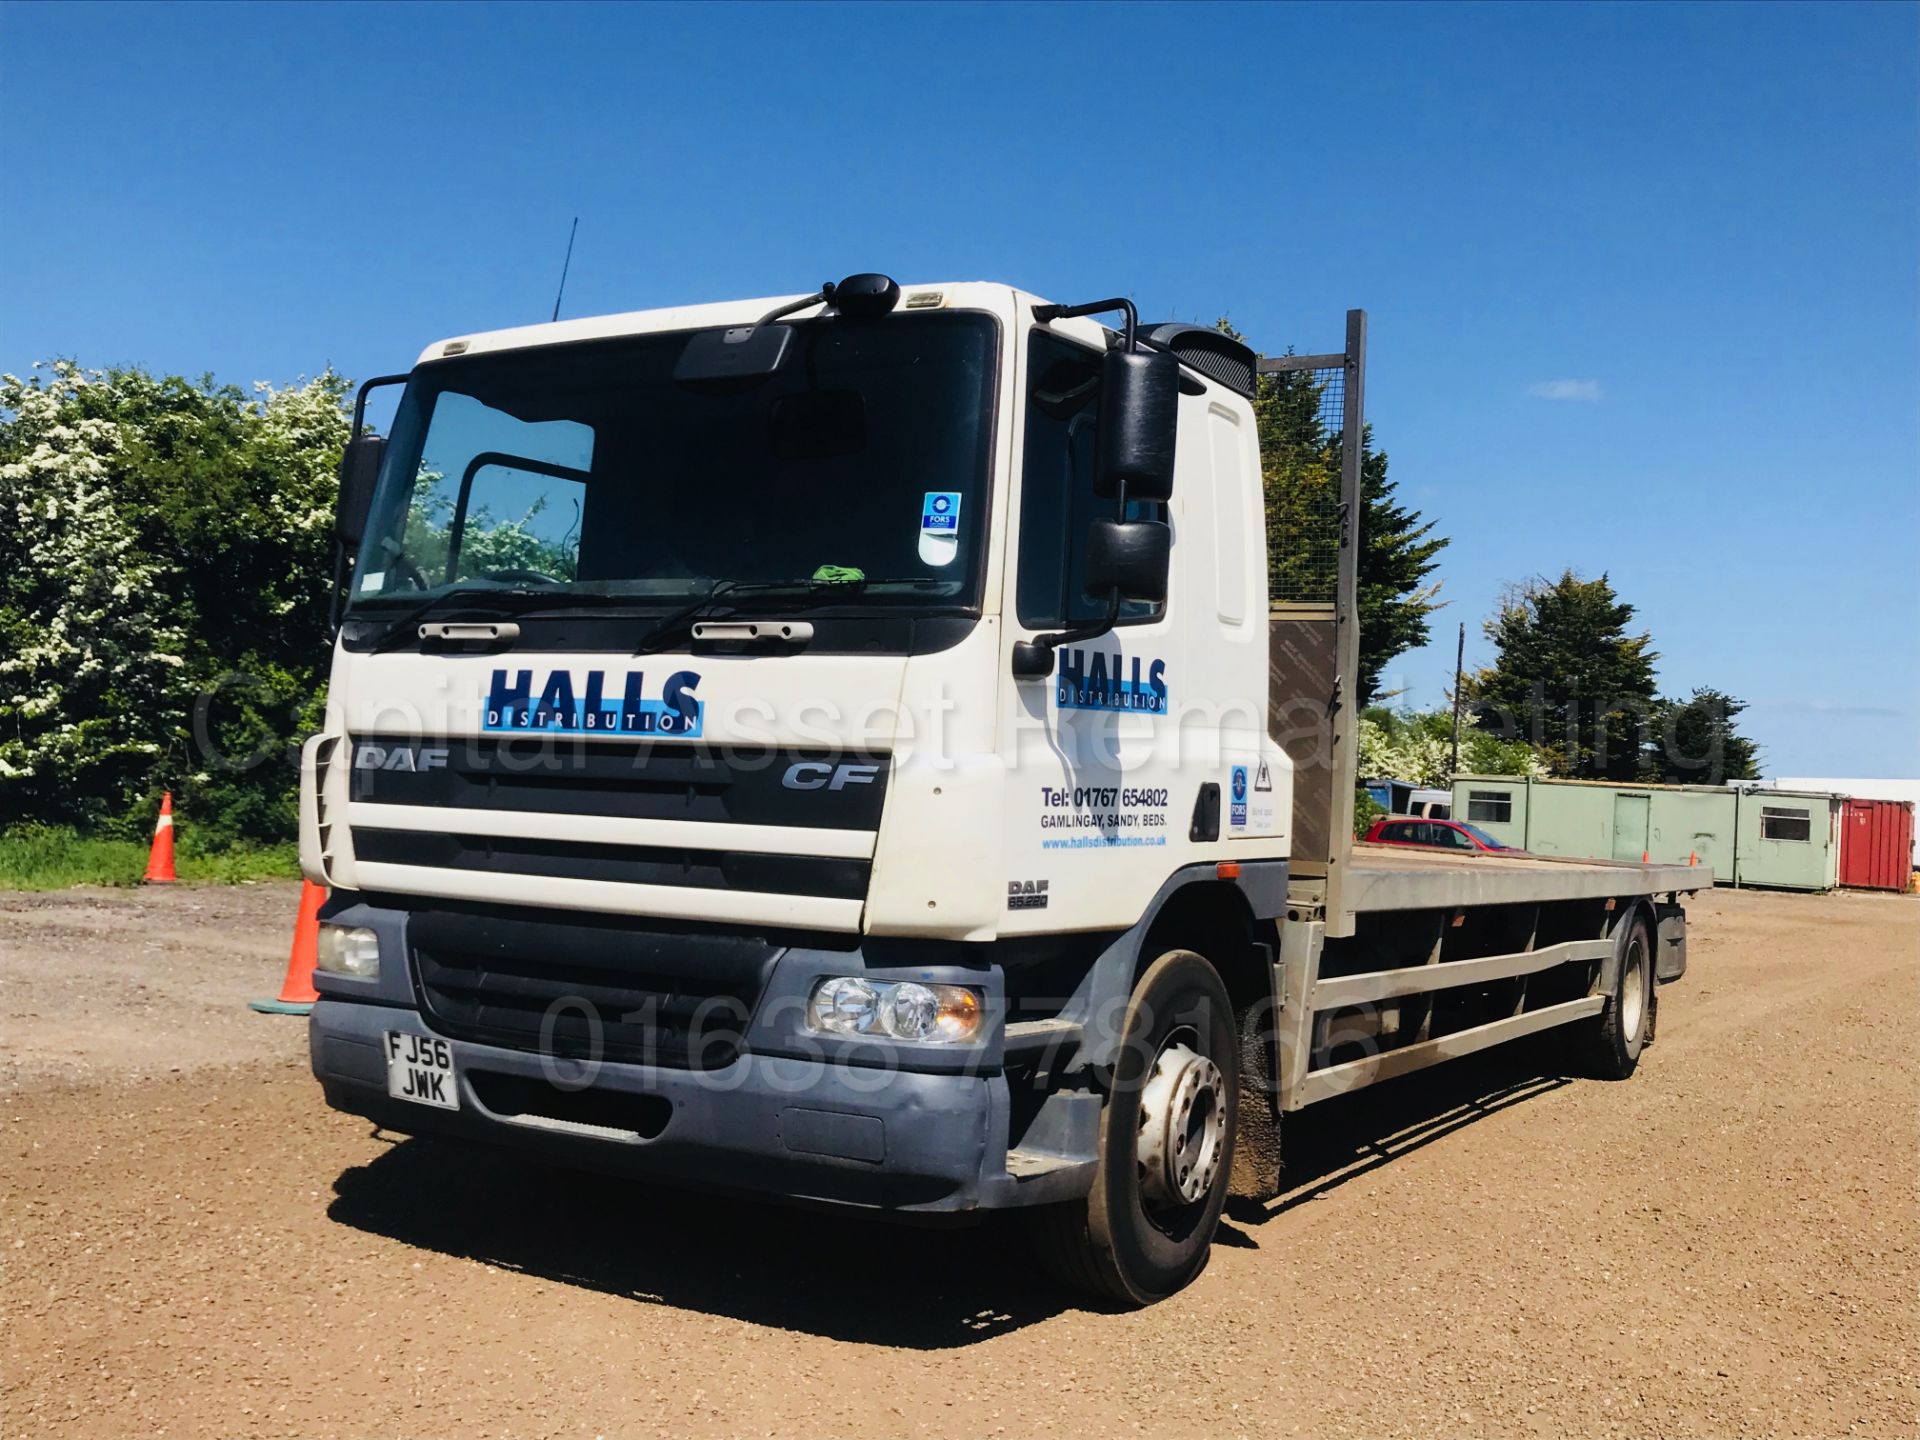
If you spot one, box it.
[326,1044,1573,1344]
[326,1137,1071,1346]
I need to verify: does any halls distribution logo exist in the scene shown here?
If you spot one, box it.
[1055,647,1169,715]
[484,668,704,737]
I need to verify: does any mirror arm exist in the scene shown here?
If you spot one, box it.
[351,373,410,440]
[1011,591,1122,679]
[444,451,593,582]
[755,281,836,327]
[1032,297,1139,351]
[327,547,351,635]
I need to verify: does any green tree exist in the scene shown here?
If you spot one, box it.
[1247,360,1340,605]
[1352,440,1446,704]
[1466,570,1659,781]
[0,364,187,826]
[1359,704,1546,786]
[0,361,350,840]
[1223,323,1448,705]
[1641,687,1761,785]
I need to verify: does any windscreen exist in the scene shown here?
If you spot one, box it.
[350,311,997,610]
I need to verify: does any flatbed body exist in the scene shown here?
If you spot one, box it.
[1272,843,1700,1116]
[1340,843,1708,913]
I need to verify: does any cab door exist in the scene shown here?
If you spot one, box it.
[997,322,1280,935]
[999,321,1184,933]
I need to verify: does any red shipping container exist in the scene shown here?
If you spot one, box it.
[1838,798,1915,892]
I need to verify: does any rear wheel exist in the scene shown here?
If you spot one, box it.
[1029,949,1238,1307]
[1574,912,1653,1080]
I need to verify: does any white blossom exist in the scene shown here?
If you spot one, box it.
[0,362,349,815]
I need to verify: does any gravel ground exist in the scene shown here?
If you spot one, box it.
[1,883,1914,1438]
[0,883,308,1090]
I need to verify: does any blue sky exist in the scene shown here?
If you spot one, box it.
[2,1,1914,777]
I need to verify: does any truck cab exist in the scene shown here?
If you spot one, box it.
[305,279,1292,1302]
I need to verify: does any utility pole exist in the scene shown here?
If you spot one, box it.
[1449,621,1466,776]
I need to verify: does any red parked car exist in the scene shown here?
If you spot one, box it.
[1363,815,1520,854]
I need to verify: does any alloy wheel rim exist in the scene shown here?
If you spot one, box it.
[1135,1034,1228,1212]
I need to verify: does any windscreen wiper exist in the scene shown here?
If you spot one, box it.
[630,576,947,655]
[631,580,822,655]
[358,585,567,654]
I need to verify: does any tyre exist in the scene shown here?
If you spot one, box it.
[1029,949,1238,1307]
[1574,910,1654,1080]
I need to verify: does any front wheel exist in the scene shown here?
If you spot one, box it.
[1029,949,1238,1307]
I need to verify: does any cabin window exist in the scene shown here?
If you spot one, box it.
[1208,405,1249,626]
[1017,328,1165,629]
[1467,790,1513,824]
[1760,806,1811,843]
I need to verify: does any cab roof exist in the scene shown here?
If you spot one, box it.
[416,281,1030,367]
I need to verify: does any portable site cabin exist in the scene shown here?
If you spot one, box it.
[1451,776,1844,891]
[1773,778,1920,884]
[1733,788,1844,890]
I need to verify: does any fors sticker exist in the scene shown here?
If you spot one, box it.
[919,491,961,567]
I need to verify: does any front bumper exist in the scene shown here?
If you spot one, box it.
[312,997,1054,1213]
[308,894,1101,1214]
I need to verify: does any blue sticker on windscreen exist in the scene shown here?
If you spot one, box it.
[922,492,961,532]
[919,491,961,567]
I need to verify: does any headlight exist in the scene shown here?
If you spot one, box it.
[806,977,982,1044]
[315,924,380,978]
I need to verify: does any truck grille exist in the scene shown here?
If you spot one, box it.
[407,904,783,1070]
[342,736,889,931]
[347,736,888,830]
[356,830,869,900]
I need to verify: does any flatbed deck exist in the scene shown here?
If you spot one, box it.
[1337,844,1710,914]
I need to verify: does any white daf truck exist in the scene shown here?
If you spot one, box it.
[301,277,1699,1305]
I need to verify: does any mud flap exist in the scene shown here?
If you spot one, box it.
[1229,973,1282,1202]
[1655,904,1687,983]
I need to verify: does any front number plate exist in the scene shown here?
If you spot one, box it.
[385,1032,459,1110]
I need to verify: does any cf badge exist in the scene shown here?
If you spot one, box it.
[781,762,880,791]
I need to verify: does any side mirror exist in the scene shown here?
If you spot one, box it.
[1008,516,1172,678]
[1095,345,1179,502]
[1083,517,1171,605]
[335,434,386,549]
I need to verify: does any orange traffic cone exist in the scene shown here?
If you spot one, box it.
[142,792,178,884]
[1641,850,1650,864]
[250,880,325,1015]
[1688,851,1698,866]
